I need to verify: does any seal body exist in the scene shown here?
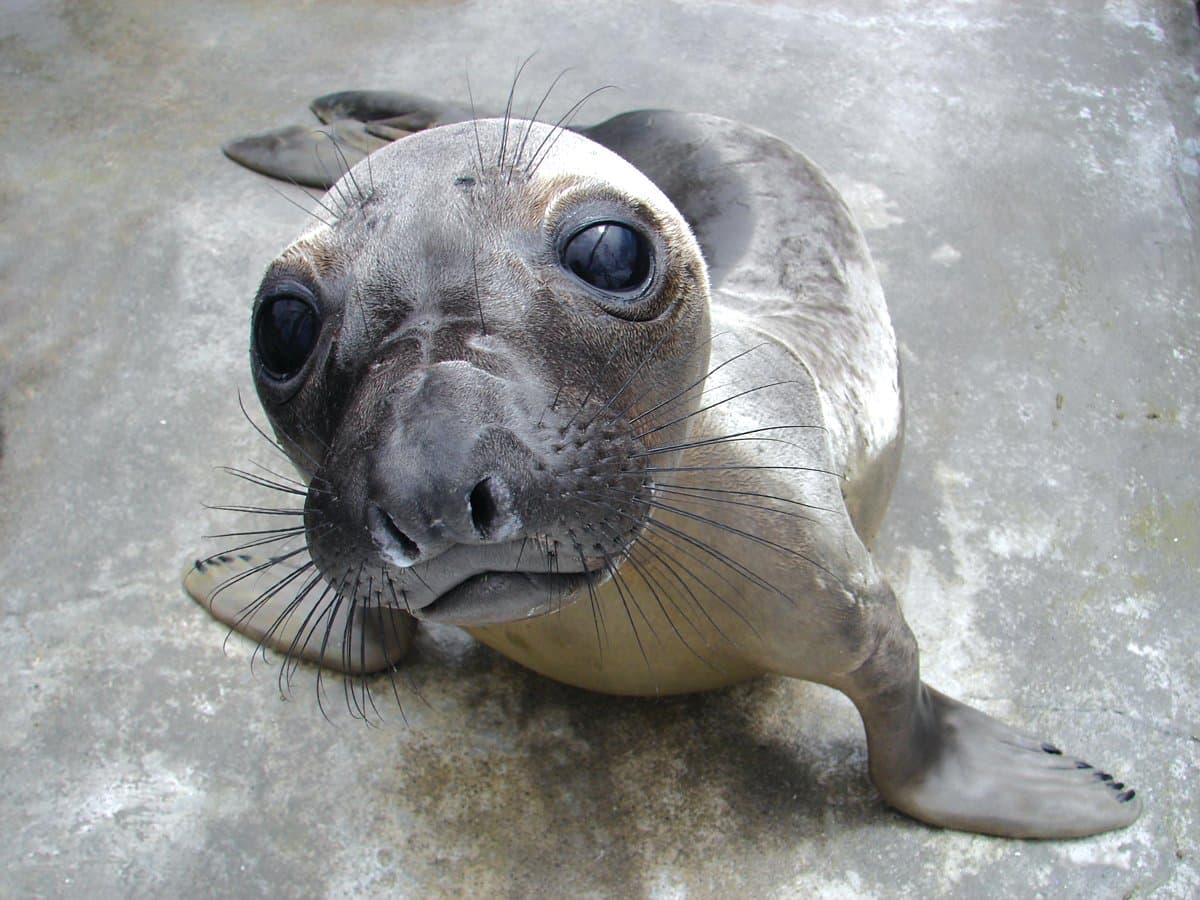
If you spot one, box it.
[188,98,1140,838]
[460,111,902,695]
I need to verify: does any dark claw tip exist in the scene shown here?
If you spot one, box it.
[1097,772,1114,782]
[1111,782,1125,791]
[1075,761,1093,769]
[1041,742,1063,755]
[1118,789,1136,803]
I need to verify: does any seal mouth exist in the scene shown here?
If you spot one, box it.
[412,569,596,626]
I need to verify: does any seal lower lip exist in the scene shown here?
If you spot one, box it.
[414,571,593,626]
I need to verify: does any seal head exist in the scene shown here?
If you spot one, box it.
[251,119,710,626]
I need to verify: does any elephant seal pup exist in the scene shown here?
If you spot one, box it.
[187,96,1140,838]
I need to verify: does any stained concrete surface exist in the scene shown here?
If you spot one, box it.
[2,0,1198,896]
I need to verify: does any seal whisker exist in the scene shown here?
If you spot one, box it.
[204,544,311,605]
[202,526,310,557]
[563,338,638,430]
[524,85,616,177]
[403,561,436,595]
[277,576,338,693]
[265,181,334,229]
[266,575,332,697]
[244,459,313,492]
[607,539,726,671]
[512,67,573,175]
[203,524,309,541]
[320,130,366,205]
[601,553,656,685]
[351,587,395,726]
[538,385,566,426]
[641,494,837,580]
[573,493,761,636]
[216,466,308,496]
[204,503,306,517]
[217,560,313,660]
[505,63,545,184]
[342,567,378,721]
[364,135,375,194]
[650,483,819,524]
[636,380,804,441]
[309,569,357,721]
[237,390,326,471]
[603,480,820,541]
[498,53,537,172]
[311,132,351,215]
[332,132,366,207]
[584,315,686,429]
[600,547,686,657]
[630,424,823,458]
[471,242,486,336]
[596,535,688,640]
[571,541,608,662]
[622,339,739,422]
[373,584,411,726]
[200,542,327,632]
[638,514,796,607]
[648,480,833,515]
[624,342,771,426]
[513,536,530,571]
[278,173,342,224]
[626,537,744,652]
[240,568,327,678]
[464,68,486,174]
[645,462,844,481]
[338,568,364,716]
[383,570,414,614]
[245,564,322,657]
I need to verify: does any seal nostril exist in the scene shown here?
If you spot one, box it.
[368,504,420,566]
[385,516,420,560]
[468,477,499,538]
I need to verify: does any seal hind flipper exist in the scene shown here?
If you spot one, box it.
[222,120,388,189]
[364,117,443,142]
[309,90,475,128]
[182,552,415,674]
[829,586,1141,838]
[224,91,479,187]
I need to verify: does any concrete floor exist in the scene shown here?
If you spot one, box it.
[2,1,1197,896]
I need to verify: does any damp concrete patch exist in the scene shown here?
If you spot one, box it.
[1,1,1197,896]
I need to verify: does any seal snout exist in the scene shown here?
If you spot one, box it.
[367,472,524,568]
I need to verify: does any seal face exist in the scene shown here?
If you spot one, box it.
[248,120,711,627]
[187,98,1141,840]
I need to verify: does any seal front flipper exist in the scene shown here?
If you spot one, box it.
[182,552,415,674]
[833,587,1141,838]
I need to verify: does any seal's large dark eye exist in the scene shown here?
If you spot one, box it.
[560,222,652,294]
[255,293,320,381]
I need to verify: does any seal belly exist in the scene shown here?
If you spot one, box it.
[466,593,762,696]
